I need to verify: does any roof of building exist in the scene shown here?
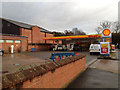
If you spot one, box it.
[1,18,34,29]
[1,18,53,33]
[39,27,52,33]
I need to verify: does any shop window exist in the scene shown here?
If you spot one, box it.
[15,40,21,43]
[6,40,13,43]
[0,40,4,43]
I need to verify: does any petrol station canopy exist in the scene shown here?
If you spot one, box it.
[44,34,102,40]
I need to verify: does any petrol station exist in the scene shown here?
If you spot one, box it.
[44,28,115,57]
[44,34,102,51]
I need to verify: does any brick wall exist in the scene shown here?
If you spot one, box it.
[20,26,54,44]
[20,28,32,43]
[2,55,87,89]
[28,44,53,51]
[46,33,54,44]
[31,26,54,44]
[0,35,28,53]
[32,26,42,43]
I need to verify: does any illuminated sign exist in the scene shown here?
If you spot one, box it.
[106,38,111,42]
[100,42,110,54]
[102,29,111,37]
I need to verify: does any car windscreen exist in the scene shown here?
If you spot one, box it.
[94,46,100,49]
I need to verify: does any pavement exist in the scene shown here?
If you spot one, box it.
[1,51,97,74]
[89,59,119,74]
[67,58,119,88]
[67,68,118,88]
[1,53,47,74]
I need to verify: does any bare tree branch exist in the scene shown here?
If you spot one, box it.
[100,21,111,28]
[95,21,112,34]
[112,21,120,33]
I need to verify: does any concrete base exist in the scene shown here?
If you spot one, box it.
[97,55,111,59]
[97,50,119,60]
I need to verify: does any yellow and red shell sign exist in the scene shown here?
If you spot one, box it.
[102,29,111,36]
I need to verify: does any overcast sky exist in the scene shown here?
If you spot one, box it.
[1,0,119,34]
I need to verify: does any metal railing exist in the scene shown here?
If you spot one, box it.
[50,52,77,62]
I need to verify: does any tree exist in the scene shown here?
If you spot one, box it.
[95,21,112,34]
[72,27,86,35]
[112,21,120,49]
[112,21,120,33]
[112,32,120,49]
[72,28,78,35]
[95,26,102,34]
[53,28,86,37]
[64,30,74,36]
[100,21,111,28]
[53,31,65,37]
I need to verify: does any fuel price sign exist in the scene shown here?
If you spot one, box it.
[100,42,110,55]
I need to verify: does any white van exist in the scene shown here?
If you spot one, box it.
[89,44,100,55]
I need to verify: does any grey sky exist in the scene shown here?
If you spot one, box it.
[1,0,119,34]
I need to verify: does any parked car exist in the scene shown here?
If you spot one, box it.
[73,45,82,51]
[0,49,4,56]
[89,44,100,55]
[53,45,67,51]
[49,46,55,51]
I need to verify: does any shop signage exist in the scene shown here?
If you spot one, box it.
[106,38,111,42]
[100,42,110,55]
[102,28,111,37]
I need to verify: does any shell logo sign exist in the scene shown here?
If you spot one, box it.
[102,29,111,37]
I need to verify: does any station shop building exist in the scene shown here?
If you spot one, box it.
[0,18,60,53]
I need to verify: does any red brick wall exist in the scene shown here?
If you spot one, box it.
[20,28,32,43]
[20,26,55,45]
[46,33,54,44]
[2,55,86,89]
[22,57,86,88]
[0,35,28,53]
[31,26,54,44]
[40,32,45,43]
[28,44,53,51]
[32,26,41,43]
[20,26,56,51]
